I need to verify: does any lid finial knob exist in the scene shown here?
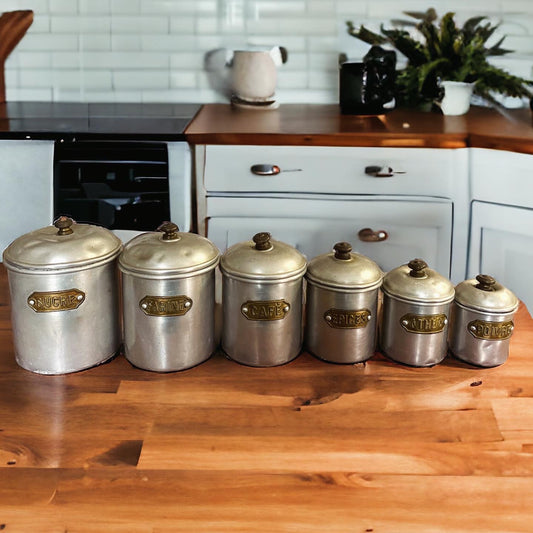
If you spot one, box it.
[334,242,352,260]
[54,216,74,236]
[408,258,428,278]
[158,221,179,241]
[253,232,272,251]
[475,274,496,291]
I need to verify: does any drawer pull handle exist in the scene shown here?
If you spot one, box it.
[358,228,388,242]
[251,164,281,176]
[364,165,405,178]
[250,164,302,176]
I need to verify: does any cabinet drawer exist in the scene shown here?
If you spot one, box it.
[203,145,460,197]
[207,197,452,275]
[471,148,533,209]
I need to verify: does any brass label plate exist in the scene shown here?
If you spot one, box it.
[324,308,371,329]
[241,299,290,321]
[468,319,514,340]
[140,295,193,316]
[400,313,447,334]
[28,289,85,313]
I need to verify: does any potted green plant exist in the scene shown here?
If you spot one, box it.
[346,8,533,112]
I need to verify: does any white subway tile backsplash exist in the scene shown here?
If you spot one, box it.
[19,34,79,52]
[80,0,111,14]
[111,16,169,34]
[169,16,197,34]
[113,70,169,89]
[79,35,112,51]
[4,0,533,104]
[111,0,141,14]
[170,71,198,89]
[112,35,142,51]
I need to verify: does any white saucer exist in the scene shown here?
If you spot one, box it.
[231,95,279,110]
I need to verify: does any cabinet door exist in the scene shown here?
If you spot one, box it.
[469,201,533,312]
[208,197,452,275]
[0,140,54,255]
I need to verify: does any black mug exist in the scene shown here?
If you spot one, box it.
[339,46,396,115]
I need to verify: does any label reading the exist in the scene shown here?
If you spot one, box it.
[140,295,193,316]
[468,319,514,340]
[27,289,85,313]
[241,299,290,321]
[324,308,371,329]
[400,313,448,334]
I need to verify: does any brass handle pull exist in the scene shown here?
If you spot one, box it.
[364,165,405,178]
[358,228,388,242]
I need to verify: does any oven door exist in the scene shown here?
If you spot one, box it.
[54,140,191,242]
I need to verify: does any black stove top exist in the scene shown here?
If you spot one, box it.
[0,102,202,140]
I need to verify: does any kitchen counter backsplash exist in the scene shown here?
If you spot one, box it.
[4,0,533,105]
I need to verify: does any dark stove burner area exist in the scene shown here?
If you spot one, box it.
[54,140,171,231]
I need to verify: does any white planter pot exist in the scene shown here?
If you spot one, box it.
[439,81,475,116]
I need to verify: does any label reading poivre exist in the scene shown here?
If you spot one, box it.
[241,299,290,321]
[468,319,514,340]
[140,295,193,316]
[27,289,85,312]
[324,308,371,329]
[400,313,448,334]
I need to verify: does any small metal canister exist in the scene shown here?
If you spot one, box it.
[118,222,220,372]
[2,216,123,374]
[449,274,518,367]
[380,258,455,367]
[220,232,307,367]
[305,242,383,363]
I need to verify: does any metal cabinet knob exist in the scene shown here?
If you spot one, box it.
[364,165,405,178]
[358,228,388,242]
[250,164,281,176]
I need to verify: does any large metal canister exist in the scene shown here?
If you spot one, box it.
[220,232,307,367]
[449,274,518,367]
[118,222,220,372]
[305,242,383,363]
[380,258,455,367]
[2,216,123,374]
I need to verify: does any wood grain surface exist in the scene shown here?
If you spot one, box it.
[185,103,533,154]
[0,11,33,104]
[1,263,533,532]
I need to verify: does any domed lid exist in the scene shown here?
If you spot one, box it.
[2,216,122,272]
[220,232,307,281]
[382,258,455,303]
[455,274,519,313]
[306,242,383,289]
[118,222,220,277]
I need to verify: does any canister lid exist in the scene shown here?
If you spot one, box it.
[382,258,455,303]
[454,274,519,313]
[306,242,383,289]
[2,216,122,272]
[118,221,220,278]
[220,232,307,281]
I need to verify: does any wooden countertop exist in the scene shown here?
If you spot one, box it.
[2,266,533,531]
[185,103,533,154]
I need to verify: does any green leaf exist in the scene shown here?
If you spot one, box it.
[346,22,388,45]
[379,26,428,64]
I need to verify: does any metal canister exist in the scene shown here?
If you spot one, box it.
[220,232,307,367]
[2,216,123,374]
[449,274,518,367]
[380,258,455,367]
[305,242,383,363]
[118,222,220,372]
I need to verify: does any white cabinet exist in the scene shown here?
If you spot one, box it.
[196,145,469,281]
[0,140,54,256]
[468,149,533,311]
